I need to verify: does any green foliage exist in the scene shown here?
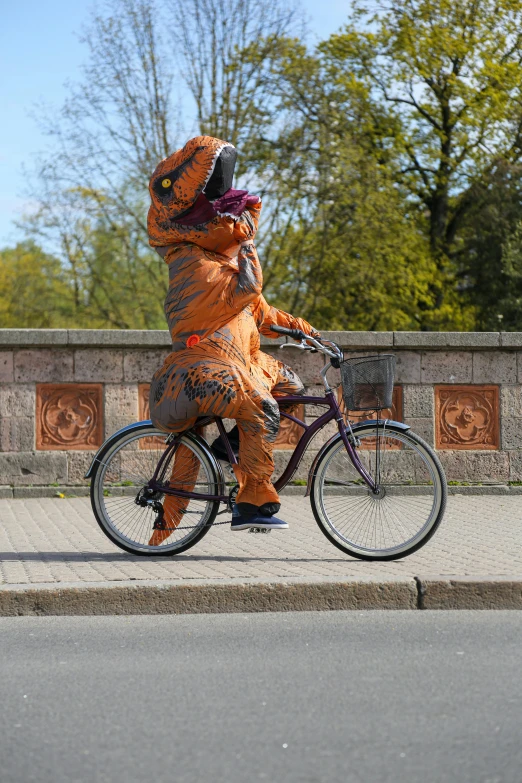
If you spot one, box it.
[319,0,522,326]
[262,144,438,330]
[0,242,76,328]
[13,0,522,332]
[74,217,167,329]
[0,230,167,330]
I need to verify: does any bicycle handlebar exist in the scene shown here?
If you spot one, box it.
[269,325,343,363]
[268,324,305,340]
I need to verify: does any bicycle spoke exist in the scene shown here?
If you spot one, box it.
[314,427,443,556]
[93,426,219,553]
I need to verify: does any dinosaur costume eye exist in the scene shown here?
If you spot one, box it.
[161,178,172,188]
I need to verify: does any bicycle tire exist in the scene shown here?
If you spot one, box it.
[310,424,447,561]
[90,423,221,556]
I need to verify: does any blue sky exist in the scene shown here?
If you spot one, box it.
[0,0,349,246]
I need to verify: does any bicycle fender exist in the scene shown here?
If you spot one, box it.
[352,419,410,433]
[84,420,154,478]
[305,420,410,497]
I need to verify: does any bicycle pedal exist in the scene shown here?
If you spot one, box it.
[248,527,271,534]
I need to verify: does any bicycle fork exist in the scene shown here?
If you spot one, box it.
[338,419,378,493]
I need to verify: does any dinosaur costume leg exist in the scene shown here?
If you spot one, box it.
[271,360,305,415]
[233,392,281,514]
[233,358,305,515]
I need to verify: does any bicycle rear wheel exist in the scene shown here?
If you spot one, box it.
[311,424,447,560]
[90,423,221,556]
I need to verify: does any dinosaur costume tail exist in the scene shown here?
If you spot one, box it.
[148,443,201,546]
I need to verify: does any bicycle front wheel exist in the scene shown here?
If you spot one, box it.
[311,424,447,560]
[90,423,221,556]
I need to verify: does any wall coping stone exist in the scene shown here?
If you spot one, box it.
[393,332,500,349]
[0,329,70,346]
[67,329,171,347]
[500,333,522,347]
[323,331,394,347]
[0,328,517,350]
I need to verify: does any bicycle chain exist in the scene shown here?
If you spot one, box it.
[154,511,232,533]
[155,488,236,532]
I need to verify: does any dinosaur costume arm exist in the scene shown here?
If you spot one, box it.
[222,240,263,309]
[253,295,319,339]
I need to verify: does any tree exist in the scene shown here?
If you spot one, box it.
[0,242,76,328]
[259,138,440,331]
[25,0,175,328]
[171,0,300,172]
[458,161,522,330]
[23,0,522,332]
[25,0,300,327]
[322,0,522,323]
[243,36,442,330]
[74,217,167,329]
[497,220,522,329]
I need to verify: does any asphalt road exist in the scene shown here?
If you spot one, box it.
[1,611,522,783]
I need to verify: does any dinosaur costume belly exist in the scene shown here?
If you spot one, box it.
[147,136,316,541]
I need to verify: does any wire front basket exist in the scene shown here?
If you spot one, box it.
[340,355,396,412]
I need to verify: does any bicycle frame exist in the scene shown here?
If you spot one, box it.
[147,389,377,503]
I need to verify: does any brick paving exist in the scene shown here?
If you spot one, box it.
[0,494,521,585]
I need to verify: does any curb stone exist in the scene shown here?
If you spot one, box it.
[417,576,522,610]
[0,577,417,616]
[2,577,522,615]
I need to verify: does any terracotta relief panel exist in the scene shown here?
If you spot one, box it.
[36,384,103,451]
[138,383,151,421]
[274,405,306,450]
[435,385,499,450]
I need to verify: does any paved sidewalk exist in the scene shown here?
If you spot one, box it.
[1,494,521,585]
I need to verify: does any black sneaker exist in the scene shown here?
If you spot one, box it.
[230,508,289,531]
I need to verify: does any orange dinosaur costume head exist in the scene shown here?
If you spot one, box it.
[147,135,258,256]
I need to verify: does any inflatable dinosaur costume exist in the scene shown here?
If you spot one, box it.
[147,135,318,542]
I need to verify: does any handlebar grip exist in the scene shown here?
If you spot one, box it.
[269,325,305,340]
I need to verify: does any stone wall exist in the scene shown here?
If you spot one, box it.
[0,328,520,489]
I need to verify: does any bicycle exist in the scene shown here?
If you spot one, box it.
[85,327,447,560]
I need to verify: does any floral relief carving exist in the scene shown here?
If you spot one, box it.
[36,384,103,450]
[274,405,305,450]
[435,385,499,450]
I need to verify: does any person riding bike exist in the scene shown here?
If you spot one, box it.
[147,135,319,542]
